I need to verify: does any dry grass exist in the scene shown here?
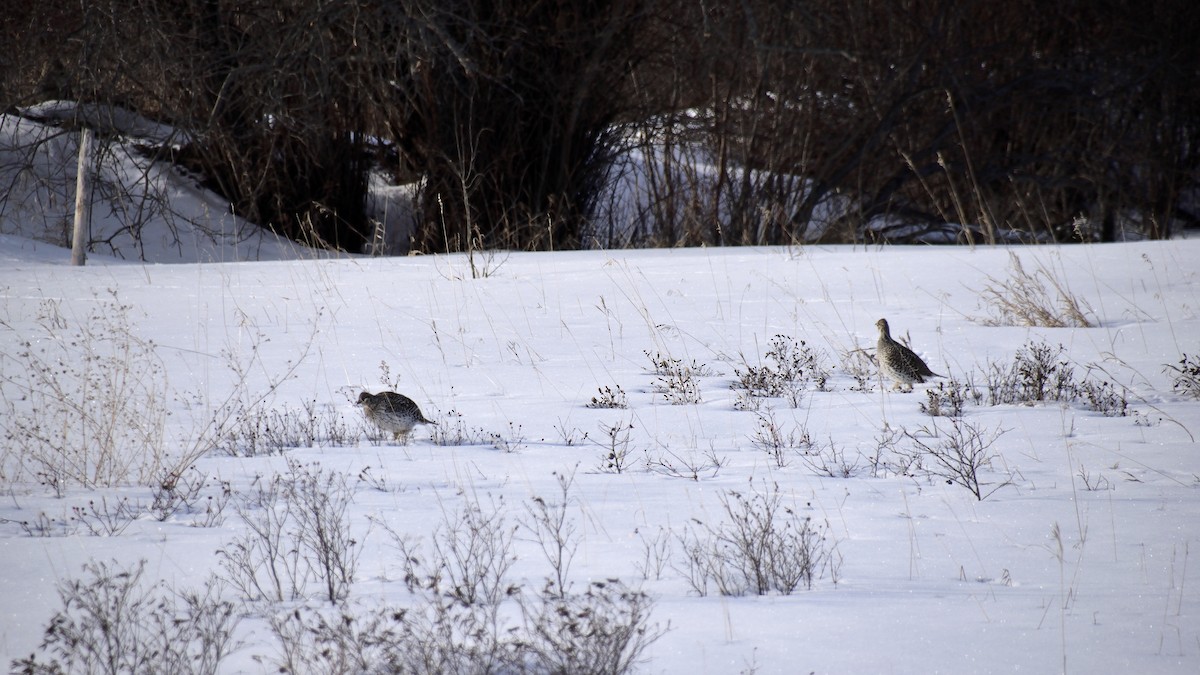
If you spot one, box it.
[980,252,1095,327]
[0,295,170,493]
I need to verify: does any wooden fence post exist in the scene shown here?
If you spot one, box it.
[71,127,93,266]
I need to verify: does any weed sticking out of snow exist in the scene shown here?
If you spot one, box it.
[1165,354,1200,399]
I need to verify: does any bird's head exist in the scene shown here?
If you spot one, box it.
[357,391,373,405]
[875,318,890,335]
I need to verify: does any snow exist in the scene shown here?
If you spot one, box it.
[1,109,1198,673]
[0,108,335,263]
[1,233,1197,673]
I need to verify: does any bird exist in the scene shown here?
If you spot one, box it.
[875,318,943,392]
[357,391,434,441]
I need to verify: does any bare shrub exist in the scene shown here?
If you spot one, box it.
[382,494,523,671]
[904,421,1011,500]
[554,420,590,447]
[733,335,831,403]
[518,579,664,675]
[675,486,838,596]
[217,399,363,457]
[840,347,877,392]
[646,351,705,404]
[428,408,488,447]
[362,490,663,674]
[488,422,527,454]
[0,498,139,538]
[800,439,864,479]
[12,559,239,675]
[397,495,519,609]
[635,527,672,581]
[267,578,662,675]
[151,466,206,521]
[184,317,320,463]
[733,388,765,412]
[985,342,1079,406]
[0,511,77,538]
[149,465,231,527]
[1077,379,1128,418]
[1164,354,1200,399]
[647,445,727,481]
[867,424,907,479]
[595,420,638,474]
[0,294,170,492]
[220,475,305,604]
[288,464,362,604]
[263,400,359,449]
[219,460,361,604]
[749,409,812,469]
[920,378,981,418]
[521,469,579,595]
[980,253,1095,327]
[268,608,391,675]
[984,341,1127,416]
[70,496,140,536]
[588,384,629,409]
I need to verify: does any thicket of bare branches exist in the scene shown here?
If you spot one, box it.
[2,0,1197,252]
[374,0,658,252]
[616,0,1200,246]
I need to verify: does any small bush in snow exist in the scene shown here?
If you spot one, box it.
[219,460,361,604]
[749,409,811,469]
[342,490,664,675]
[588,384,629,409]
[839,347,877,392]
[70,496,140,536]
[920,378,981,418]
[489,422,527,453]
[428,408,488,446]
[800,438,864,479]
[150,465,231,526]
[646,351,706,404]
[675,486,838,596]
[13,559,238,675]
[217,399,363,456]
[647,446,727,481]
[866,424,907,479]
[267,578,662,675]
[904,420,1011,500]
[596,420,638,474]
[1164,354,1200,399]
[0,294,169,493]
[985,341,1078,405]
[521,469,579,593]
[733,335,830,403]
[984,341,1127,416]
[1077,378,1128,417]
[518,579,663,675]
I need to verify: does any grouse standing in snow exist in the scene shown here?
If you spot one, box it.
[875,318,943,392]
[358,391,433,441]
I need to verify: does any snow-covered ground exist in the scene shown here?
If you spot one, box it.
[1,232,1197,673]
[2,104,1198,673]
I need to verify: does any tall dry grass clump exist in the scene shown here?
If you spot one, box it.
[980,253,1095,327]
